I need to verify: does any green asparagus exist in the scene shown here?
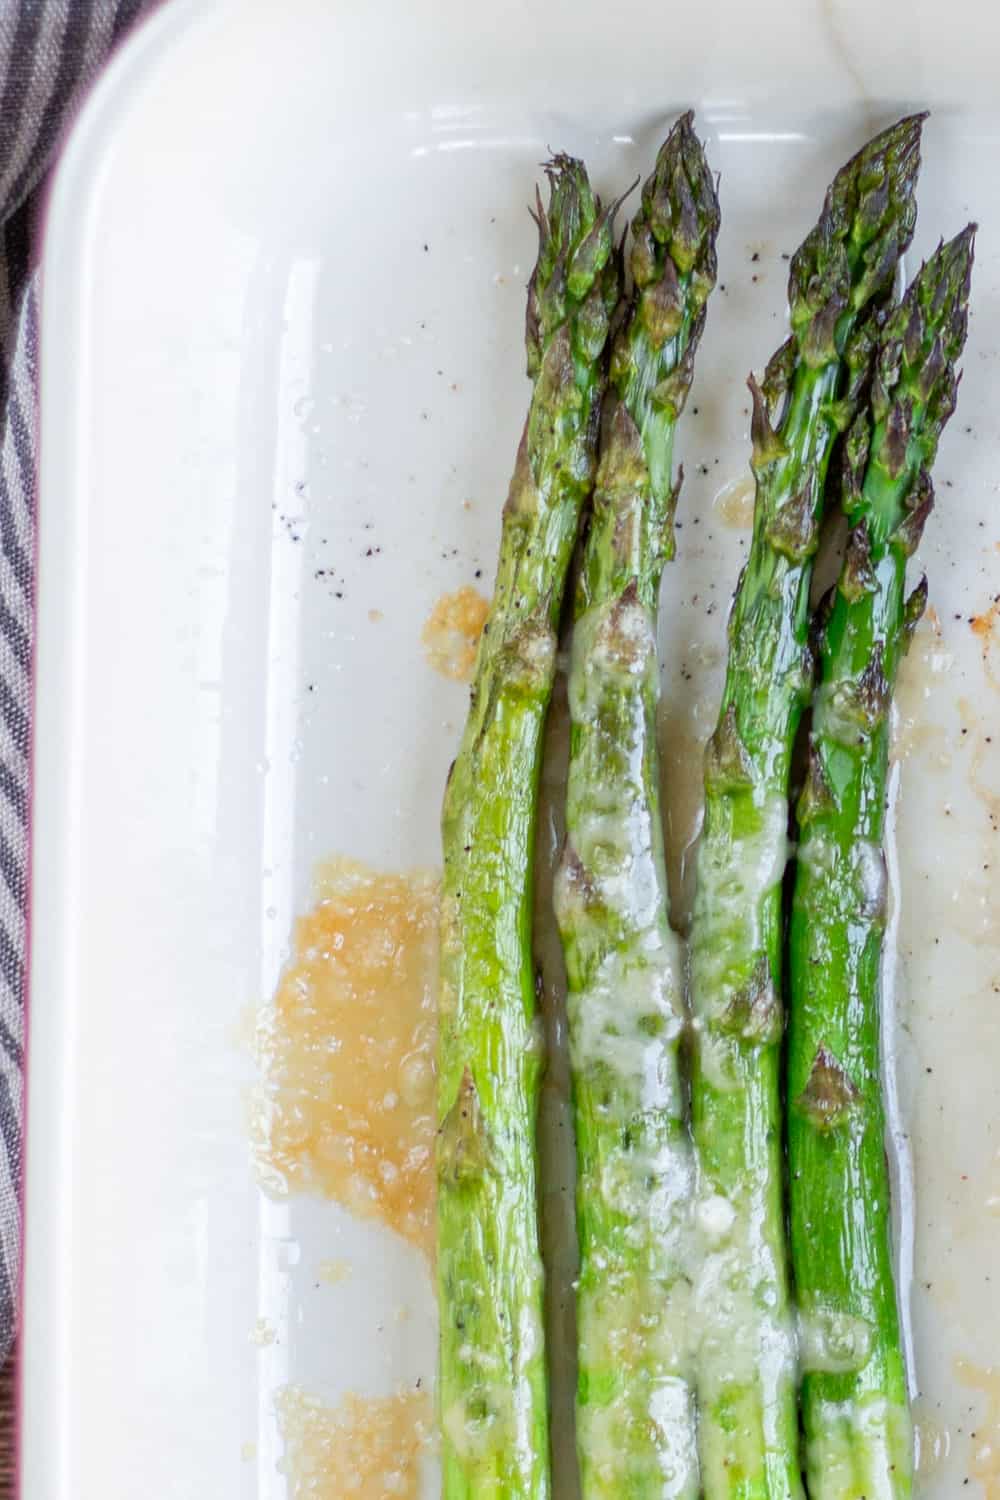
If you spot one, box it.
[436,156,622,1500]
[553,113,720,1500]
[687,116,924,1499]
[788,225,975,1500]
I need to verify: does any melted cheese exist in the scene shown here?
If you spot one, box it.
[276,1385,432,1499]
[252,858,439,1253]
[690,791,789,1016]
[421,587,489,681]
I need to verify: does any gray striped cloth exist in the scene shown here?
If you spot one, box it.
[0,0,153,1361]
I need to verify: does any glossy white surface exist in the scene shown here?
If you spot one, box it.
[23,0,1000,1494]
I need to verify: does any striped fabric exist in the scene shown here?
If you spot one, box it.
[0,0,153,1361]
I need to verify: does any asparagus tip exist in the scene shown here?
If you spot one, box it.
[888,219,976,399]
[789,112,928,347]
[526,152,625,374]
[851,110,927,175]
[943,219,978,270]
[633,110,720,293]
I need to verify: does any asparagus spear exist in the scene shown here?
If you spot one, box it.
[553,113,720,1500]
[687,116,924,1499]
[437,156,621,1500]
[788,225,975,1500]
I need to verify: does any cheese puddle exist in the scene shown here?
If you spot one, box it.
[276,1386,433,1499]
[422,586,490,681]
[253,858,439,1254]
[956,1360,1000,1497]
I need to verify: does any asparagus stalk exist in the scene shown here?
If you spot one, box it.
[788,225,975,1500]
[554,113,720,1500]
[437,156,622,1500]
[687,116,924,1499]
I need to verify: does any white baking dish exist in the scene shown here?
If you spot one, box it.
[22,0,1000,1493]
